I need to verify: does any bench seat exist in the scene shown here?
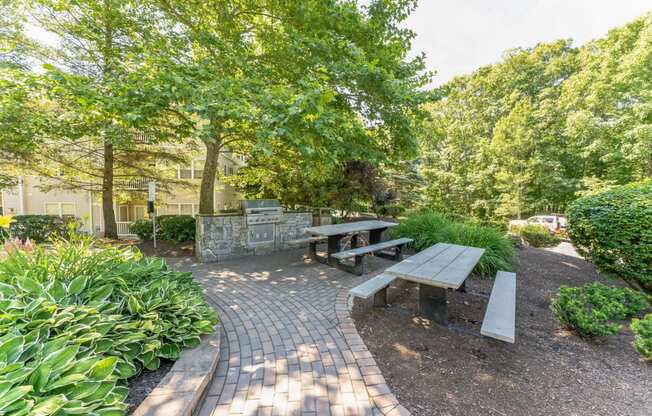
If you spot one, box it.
[331,238,413,260]
[286,236,326,246]
[350,273,397,307]
[481,271,516,343]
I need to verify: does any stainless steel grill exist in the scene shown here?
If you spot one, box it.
[242,199,283,245]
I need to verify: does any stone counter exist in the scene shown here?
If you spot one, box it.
[195,212,312,262]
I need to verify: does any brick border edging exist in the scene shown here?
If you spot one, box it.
[132,323,222,416]
[335,287,412,416]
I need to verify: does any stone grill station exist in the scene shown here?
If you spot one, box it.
[195,200,312,262]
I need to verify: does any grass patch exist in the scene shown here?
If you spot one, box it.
[390,210,514,277]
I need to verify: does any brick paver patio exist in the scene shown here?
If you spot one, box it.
[171,250,410,416]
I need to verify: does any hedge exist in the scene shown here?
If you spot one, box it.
[8,215,77,243]
[567,180,652,293]
[129,215,196,242]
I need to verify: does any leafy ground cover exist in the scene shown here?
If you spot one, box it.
[391,210,514,277]
[0,236,217,415]
[550,282,649,338]
[632,314,652,360]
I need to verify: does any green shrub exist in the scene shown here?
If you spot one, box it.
[519,224,561,247]
[129,216,196,242]
[157,215,195,242]
[567,180,652,293]
[376,204,406,218]
[391,210,514,277]
[8,215,77,243]
[129,219,153,240]
[631,313,652,360]
[0,235,217,415]
[551,282,649,337]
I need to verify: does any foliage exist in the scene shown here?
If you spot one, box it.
[567,180,652,293]
[551,283,649,337]
[0,236,217,415]
[390,210,514,277]
[517,224,561,248]
[8,215,76,243]
[421,12,652,221]
[129,216,196,242]
[376,203,407,218]
[157,215,195,242]
[631,314,652,360]
[129,219,153,241]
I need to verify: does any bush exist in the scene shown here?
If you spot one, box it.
[567,180,652,293]
[129,219,153,240]
[518,224,561,247]
[0,235,217,414]
[631,314,652,360]
[390,210,514,277]
[376,204,406,218]
[551,282,649,337]
[157,215,195,242]
[8,214,77,243]
[129,215,196,242]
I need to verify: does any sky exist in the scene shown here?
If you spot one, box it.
[405,0,652,86]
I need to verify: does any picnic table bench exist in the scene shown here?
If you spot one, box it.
[349,242,517,343]
[302,220,408,273]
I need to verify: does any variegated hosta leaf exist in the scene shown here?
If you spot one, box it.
[0,236,218,415]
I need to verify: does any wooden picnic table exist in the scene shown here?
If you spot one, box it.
[385,242,485,324]
[304,220,398,265]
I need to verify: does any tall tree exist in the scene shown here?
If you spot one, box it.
[140,0,431,214]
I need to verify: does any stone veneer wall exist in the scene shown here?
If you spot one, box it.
[195,212,313,262]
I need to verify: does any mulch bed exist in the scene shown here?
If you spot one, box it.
[136,240,195,257]
[125,359,174,414]
[353,246,652,416]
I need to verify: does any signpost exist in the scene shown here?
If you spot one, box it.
[148,181,156,249]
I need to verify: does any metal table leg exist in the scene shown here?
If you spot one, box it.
[369,227,386,245]
[419,284,448,325]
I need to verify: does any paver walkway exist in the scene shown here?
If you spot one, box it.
[171,250,409,416]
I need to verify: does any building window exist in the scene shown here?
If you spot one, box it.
[177,159,204,179]
[45,202,75,217]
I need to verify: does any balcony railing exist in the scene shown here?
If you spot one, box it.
[116,221,135,236]
[114,178,149,190]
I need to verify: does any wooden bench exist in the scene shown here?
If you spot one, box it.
[349,273,397,307]
[331,238,413,275]
[481,271,516,343]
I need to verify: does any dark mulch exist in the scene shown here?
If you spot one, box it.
[136,240,195,257]
[125,359,174,414]
[353,245,652,416]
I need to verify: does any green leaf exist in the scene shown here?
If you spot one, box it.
[88,356,117,381]
[28,394,66,416]
[0,385,33,411]
[67,275,88,296]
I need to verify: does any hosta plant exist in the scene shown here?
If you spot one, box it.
[0,235,218,415]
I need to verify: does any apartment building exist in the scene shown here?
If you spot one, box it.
[0,151,244,237]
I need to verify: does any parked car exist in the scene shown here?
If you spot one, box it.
[509,215,566,233]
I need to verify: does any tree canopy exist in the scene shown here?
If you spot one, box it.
[421,12,652,221]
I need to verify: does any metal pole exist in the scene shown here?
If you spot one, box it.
[152,211,157,249]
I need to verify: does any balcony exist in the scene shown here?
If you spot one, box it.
[115,177,149,191]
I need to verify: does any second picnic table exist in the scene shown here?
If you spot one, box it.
[384,242,485,324]
[303,220,398,266]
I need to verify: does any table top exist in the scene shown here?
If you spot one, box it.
[385,243,485,289]
[304,220,398,237]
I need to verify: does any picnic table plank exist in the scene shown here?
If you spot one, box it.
[304,220,398,237]
[384,243,450,277]
[407,244,468,286]
[427,246,485,289]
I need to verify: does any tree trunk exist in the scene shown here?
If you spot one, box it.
[102,142,118,238]
[199,140,221,214]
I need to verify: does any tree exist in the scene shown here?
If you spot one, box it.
[4,0,187,237]
[140,0,431,214]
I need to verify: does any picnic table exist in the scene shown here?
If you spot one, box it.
[303,220,399,268]
[384,242,485,324]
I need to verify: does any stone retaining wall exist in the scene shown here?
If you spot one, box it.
[195,212,312,262]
